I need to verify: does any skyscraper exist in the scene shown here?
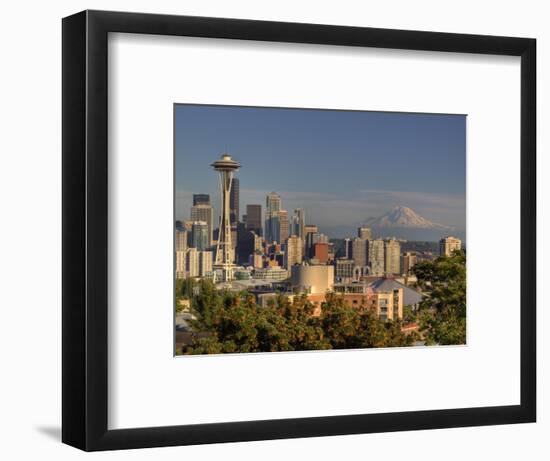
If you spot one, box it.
[230,177,240,224]
[211,153,240,281]
[175,229,188,252]
[292,208,306,239]
[344,238,353,259]
[439,236,462,256]
[357,227,372,240]
[279,210,289,243]
[368,239,385,276]
[190,204,214,245]
[352,237,368,267]
[284,235,303,269]
[193,194,210,206]
[304,224,318,257]
[265,192,282,243]
[384,238,401,274]
[191,221,209,250]
[246,204,262,235]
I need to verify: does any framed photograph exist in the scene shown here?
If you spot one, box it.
[62,10,536,451]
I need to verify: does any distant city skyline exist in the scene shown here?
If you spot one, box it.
[175,104,466,239]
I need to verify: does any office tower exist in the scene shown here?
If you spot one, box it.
[279,210,289,243]
[402,251,417,274]
[193,194,210,206]
[175,251,187,279]
[237,222,256,265]
[368,239,385,276]
[284,235,303,269]
[199,251,213,277]
[186,247,199,277]
[175,229,188,252]
[304,224,318,256]
[344,238,353,259]
[313,242,329,264]
[246,204,262,235]
[265,192,282,243]
[191,221,209,251]
[175,220,184,231]
[352,237,368,267]
[190,204,214,245]
[439,236,462,257]
[211,153,240,282]
[292,208,306,239]
[384,238,401,274]
[335,258,355,281]
[357,227,372,240]
[230,177,240,224]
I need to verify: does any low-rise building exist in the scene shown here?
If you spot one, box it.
[253,266,289,280]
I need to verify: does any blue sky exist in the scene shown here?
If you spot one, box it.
[175,104,466,238]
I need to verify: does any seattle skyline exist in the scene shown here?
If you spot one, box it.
[175,104,466,239]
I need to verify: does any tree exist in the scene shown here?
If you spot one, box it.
[183,285,415,354]
[413,249,466,345]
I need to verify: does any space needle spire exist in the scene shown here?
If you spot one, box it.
[211,153,240,282]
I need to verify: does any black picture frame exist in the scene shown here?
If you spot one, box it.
[62,9,536,451]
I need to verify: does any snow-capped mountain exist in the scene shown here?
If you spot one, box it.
[364,206,451,230]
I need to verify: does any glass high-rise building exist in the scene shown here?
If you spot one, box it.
[246,204,262,236]
[193,194,210,206]
[292,208,306,239]
[279,210,289,243]
[191,221,209,251]
[265,192,282,243]
[190,204,214,244]
[230,177,240,224]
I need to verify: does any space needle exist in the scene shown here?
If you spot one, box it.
[211,153,240,282]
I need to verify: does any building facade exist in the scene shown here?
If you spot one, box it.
[352,237,368,267]
[402,251,417,274]
[285,235,303,268]
[229,177,240,224]
[368,239,385,276]
[190,204,214,245]
[191,221,209,251]
[384,238,401,274]
[439,236,462,256]
[357,226,372,240]
[290,264,334,294]
[313,242,329,264]
[175,250,187,279]
[186,247,199,277]
[279,209,289,243]
[265,192,282,243]
[245,204,262,235]
[335,258,355,282]
[192,194,210,206]
[175,229,187,252]
[199,250,213,277]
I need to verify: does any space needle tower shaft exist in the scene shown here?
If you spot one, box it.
[211,153,240,282]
